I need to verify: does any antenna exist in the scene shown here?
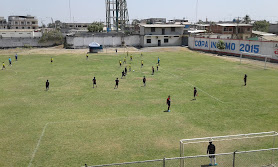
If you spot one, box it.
[196,0,199,23]
[69,0,72,22]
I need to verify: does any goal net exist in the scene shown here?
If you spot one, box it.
[180,131,278,167]
[240,52,273,69]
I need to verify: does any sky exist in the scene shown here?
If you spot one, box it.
[1,0,278,25]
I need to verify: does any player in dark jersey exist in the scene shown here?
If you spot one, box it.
[121,70,125,79]
[119,60,122,67]
[143,76,146,86]
[207,141,217,166]
[125,66,127,75]
[92,77,97,88]
[194,87,198,100]
[115,78,119,89]
[86,53,88,60]
[46,80,49,91]
[51,57,53,63]
[244,74,247,86]
[152,66,154,75]
[157,64,159,71]
[166,95,171,112]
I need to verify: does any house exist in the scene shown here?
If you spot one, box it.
[0,17,7,29]
[269,24,278,35]
[8,15,39,29]
[209,23,253,40]
[140,24,184,47]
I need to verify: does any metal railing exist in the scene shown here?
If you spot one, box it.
[84,148,278,167]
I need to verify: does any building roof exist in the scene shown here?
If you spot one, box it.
[217,23,252,27]
[260,36,278,41]
[140,24,185,28]
[188,30,206,33]
[195,24,210,27]
[252,30,276,36]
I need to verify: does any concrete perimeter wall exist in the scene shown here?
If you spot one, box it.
[0,38,56,48]
[189,37,278,62]
[66,35,141,49]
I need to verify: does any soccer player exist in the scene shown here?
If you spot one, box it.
[2,62,5,70]
[9,57,12,66]
[152,66,154,75]
[244,74,247,86]
[119,60,122,67]
[121,70,125,79]
[115,78,119,89]
[115,49,118,54]
[129,65,131,72]
[158,57,160,65]
[125,66,127,75]
[124,57,126,64]
[130,55,132,61]
[15,53,18,61]
[156,63,159,71]
[141,53,143,57]
[92,77,97,88]
[143,76,146,86]
[46,80,50,91]
[207,141,217,166]
[51,57,53,63]
[194,87,198,100]
[141,60,143,68]
[166,95,171,112]
[86,53,88,60]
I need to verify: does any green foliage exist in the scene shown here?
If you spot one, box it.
[217,40,225,50]
[243,15,251,24]
[39,30,64,44]
[253,20,270,32]
[88,22,104,32]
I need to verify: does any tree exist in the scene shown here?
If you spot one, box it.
[39,30,64,45]
[217,40,225,50]
[253,20,270,32]
[243,15,251,24]
[88,22,104,32]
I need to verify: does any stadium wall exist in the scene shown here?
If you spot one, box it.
[188,37,278,62]
[0,38,57,48]
[66,35,141,49]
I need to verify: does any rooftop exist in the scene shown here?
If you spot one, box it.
[140,24,185,28]
[252,30,276,36]
[217,23,253,27]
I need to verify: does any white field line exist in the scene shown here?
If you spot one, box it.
[163,69,225,103]
[27,115,160,167]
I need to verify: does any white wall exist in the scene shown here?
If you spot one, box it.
[0,31,42,38]
[66,35,141,48]
[188,37,278,60]
[142,36,182,47]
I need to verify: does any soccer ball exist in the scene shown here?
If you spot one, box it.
[133,70,135,72]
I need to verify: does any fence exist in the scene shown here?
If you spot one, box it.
[85,148,278,167]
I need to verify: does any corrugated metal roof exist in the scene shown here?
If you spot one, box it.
[217,23,252,27]
[252,30,275,36]
[140,24,185,28]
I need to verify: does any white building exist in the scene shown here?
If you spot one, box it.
[0,29,42,38]
[140,24,184,47]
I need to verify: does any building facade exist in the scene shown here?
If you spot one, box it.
[0,29,42,38]
[0,17,7,29]
[140,24,184,47]
[269,24,278,35]
[8,15,38,29]
[209,23,253,40]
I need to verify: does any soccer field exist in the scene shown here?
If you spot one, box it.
[0,49,278,167]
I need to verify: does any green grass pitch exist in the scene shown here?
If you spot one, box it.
[0,50,278,166]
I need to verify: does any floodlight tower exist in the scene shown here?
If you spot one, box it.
[105,0,129,32]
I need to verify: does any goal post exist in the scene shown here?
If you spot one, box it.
[180,131,278,167]
[240,52,272,69]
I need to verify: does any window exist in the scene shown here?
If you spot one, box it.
[32,21,36,24]
[229,28,233,31]
[21,22,24,25]
[78,25,82,27]
[69,25,73,27]
[164,38,169,43]
[83,25,87,27]
[151,27,155,32]
[171,27,175,32]
[247,28,251,31]
[174,36,179,37]
[16,27,18,29]
[22,27,25,29]
[32,27,36,29]
[15,22,18,25]
[147,39,151,43]
[28,27,31,29]
[19,33,23,34]
[224,27,228,31]
[27,22,30,25]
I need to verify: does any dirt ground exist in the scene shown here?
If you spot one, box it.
[0,45,277,69]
